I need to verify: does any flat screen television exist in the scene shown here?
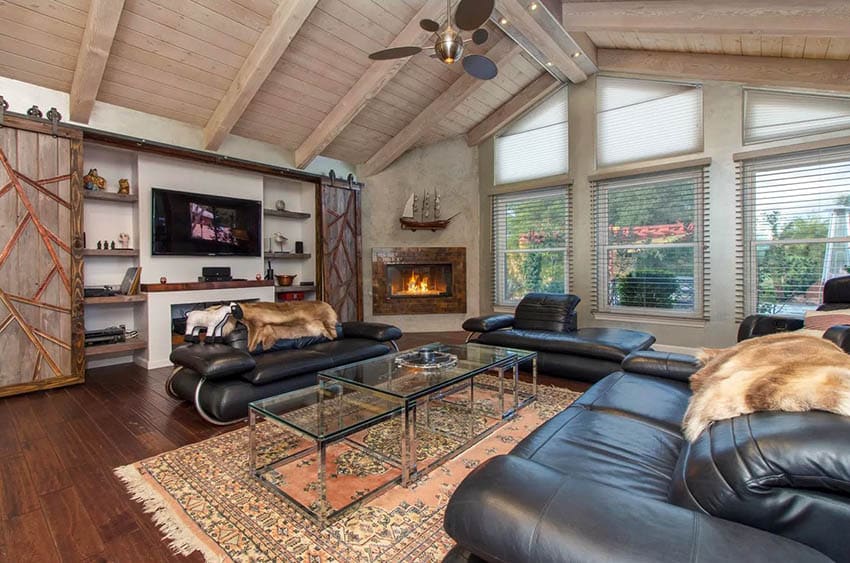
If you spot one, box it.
[152,187,262,256]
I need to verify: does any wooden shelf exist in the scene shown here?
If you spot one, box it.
[85,294,146,305]
[84,337,146,357]
[83,190,138,203]
[141,279,273,292]
[263,208,310,219]
[264,252,311,260]
[275,286,317,293]
[82,248,139,257]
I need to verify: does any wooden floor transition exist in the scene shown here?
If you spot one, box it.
[0,332,588,562]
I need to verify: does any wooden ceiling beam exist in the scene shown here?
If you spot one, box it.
[493,0,594,83]
[69,0,125,123]
[598,49,850,93]
[203,0,319,151]
[466,73,560,146]
[562,1,850,37]
[360,37,522,177]
[294,0,445,170]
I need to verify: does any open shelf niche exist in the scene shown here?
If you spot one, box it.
[262,175,318,302]
[82,142,145,367]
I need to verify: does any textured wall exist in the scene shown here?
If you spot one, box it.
[358,138,480,332]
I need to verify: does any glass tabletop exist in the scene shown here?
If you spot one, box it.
[318,342,536,401]
[250,382,403,440]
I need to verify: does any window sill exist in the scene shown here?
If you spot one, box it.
[592,311,707,328]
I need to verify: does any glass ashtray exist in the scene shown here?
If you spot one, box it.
[394,349,458,371]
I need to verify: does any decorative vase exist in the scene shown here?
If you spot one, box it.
[275,200,286,211]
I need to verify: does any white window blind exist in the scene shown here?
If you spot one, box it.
[736,144,850,318]
[744,89,850,145]
[591,165,710,318]
[494,88,568,185]
[492,187,570,306]
[597,77,703,168]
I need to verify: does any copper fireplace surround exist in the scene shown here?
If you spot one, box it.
[372,247,466,315]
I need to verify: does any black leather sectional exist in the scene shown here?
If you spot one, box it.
[443,350,849,562]
[463,293,656,382]
[168,321,401,424]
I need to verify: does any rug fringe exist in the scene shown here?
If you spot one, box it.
[114,464,227,563]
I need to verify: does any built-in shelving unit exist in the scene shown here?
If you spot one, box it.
[83,190,139,203]
[85,294,147,305]
[263,208,310,219]
[264,252,311,260]
[82,248,139,257]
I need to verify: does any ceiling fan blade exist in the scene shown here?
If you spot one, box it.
[369,46,422,60]
[455,0,494,31]
[420,18,440,32]
[463,54,498,80]
[472,28,489,45]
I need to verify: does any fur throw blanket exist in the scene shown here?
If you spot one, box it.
[224,301,338,352]
[682,332,850,441]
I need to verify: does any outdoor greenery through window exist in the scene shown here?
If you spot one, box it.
[492,187,569,306]
[593,166,708,317]
[740,144,850,315]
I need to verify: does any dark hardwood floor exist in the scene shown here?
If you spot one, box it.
[0,332,587,562]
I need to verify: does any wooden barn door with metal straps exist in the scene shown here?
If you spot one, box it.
[0,117,84,397]
[318,178,363,322]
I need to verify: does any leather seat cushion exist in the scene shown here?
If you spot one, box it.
[308,339,391,365]
[170,344,255,379]
[242,350,335,385]
[475,327,655,362]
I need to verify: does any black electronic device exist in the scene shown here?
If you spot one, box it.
[84,286,116,298]
[84,325,126,347]
[152,187,262,256]
[202,266,231,279]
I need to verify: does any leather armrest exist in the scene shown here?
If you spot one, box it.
[621,351,701,383]
[340,321,402,342]
[738,314,804,341]
[461,314,514,333]
[444,455,831,563]
[824,324,850,353]
[170,344,255,381]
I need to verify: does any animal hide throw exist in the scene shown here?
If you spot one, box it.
[682,332,850,441]
[226,301,338,352]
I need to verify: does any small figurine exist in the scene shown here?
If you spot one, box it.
[255,273,262,281]
[160,276,167,284]
[102,240,109,250]
[26,105,43,118]
[275,199,286,211]
[110,241,115,250]
[118,178,130,195]
[83,168,106,191]
[96,241,102,250]
[117,233,130,248]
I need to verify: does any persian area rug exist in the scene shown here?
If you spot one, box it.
[115,377,582,562]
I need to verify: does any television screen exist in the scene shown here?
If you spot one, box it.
[152,188,261,256]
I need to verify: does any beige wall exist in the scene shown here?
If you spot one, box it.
[358,138,481,332]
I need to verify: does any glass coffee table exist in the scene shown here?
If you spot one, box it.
[248,342,537,525]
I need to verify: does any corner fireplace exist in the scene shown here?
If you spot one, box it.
[373,247,466,315]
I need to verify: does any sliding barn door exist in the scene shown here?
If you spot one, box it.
[0,118,84,397]
[319,181,362,322]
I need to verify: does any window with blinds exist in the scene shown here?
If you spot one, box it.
[597,77,703,168]
[492,187,570,306]
[737,144,850,318]
[494,87,568,185]
[591,165,710,318]
[744,89,850,145]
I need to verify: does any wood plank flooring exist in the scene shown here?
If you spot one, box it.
[0,332,587,561]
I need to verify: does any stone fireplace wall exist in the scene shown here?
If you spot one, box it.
[358,138,480,332]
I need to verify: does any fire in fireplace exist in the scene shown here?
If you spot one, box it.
[387,263,452,298]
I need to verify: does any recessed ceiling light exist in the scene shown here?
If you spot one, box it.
[546,61,553,66]
[530,3,538,11]
[571,52,581,58]
[499,17,508,25]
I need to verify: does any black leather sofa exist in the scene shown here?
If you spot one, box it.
[463,293,656,382]
[442,350,849,562]
[168,321,401,424]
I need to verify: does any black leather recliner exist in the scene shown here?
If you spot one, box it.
[443,350,850,562]
[463,293,656,382]
[168,321,401,424]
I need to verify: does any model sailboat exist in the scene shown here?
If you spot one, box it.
[399,189,460,231]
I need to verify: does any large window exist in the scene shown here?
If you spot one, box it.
[739,144,850,316]
[592,165,709,318]
[492,187,569,306]
[597,77,703,168]
[744,89,850,145]
[494,88,568,185]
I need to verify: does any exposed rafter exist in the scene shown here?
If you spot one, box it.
[294,0,445,170]
[360,37,522,177]
[562,1,850,37]
[466,73,560,146]
[203,0,319,151]
[598,49,850,93]
[69,0,125,123]
[493,0,593,84]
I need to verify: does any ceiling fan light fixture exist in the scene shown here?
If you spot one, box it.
[530,3,538,11]
[435,28,464,64]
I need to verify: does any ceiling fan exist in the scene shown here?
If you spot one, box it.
[368,0,498,80]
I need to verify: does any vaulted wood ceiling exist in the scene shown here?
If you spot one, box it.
[1,0,849,175]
